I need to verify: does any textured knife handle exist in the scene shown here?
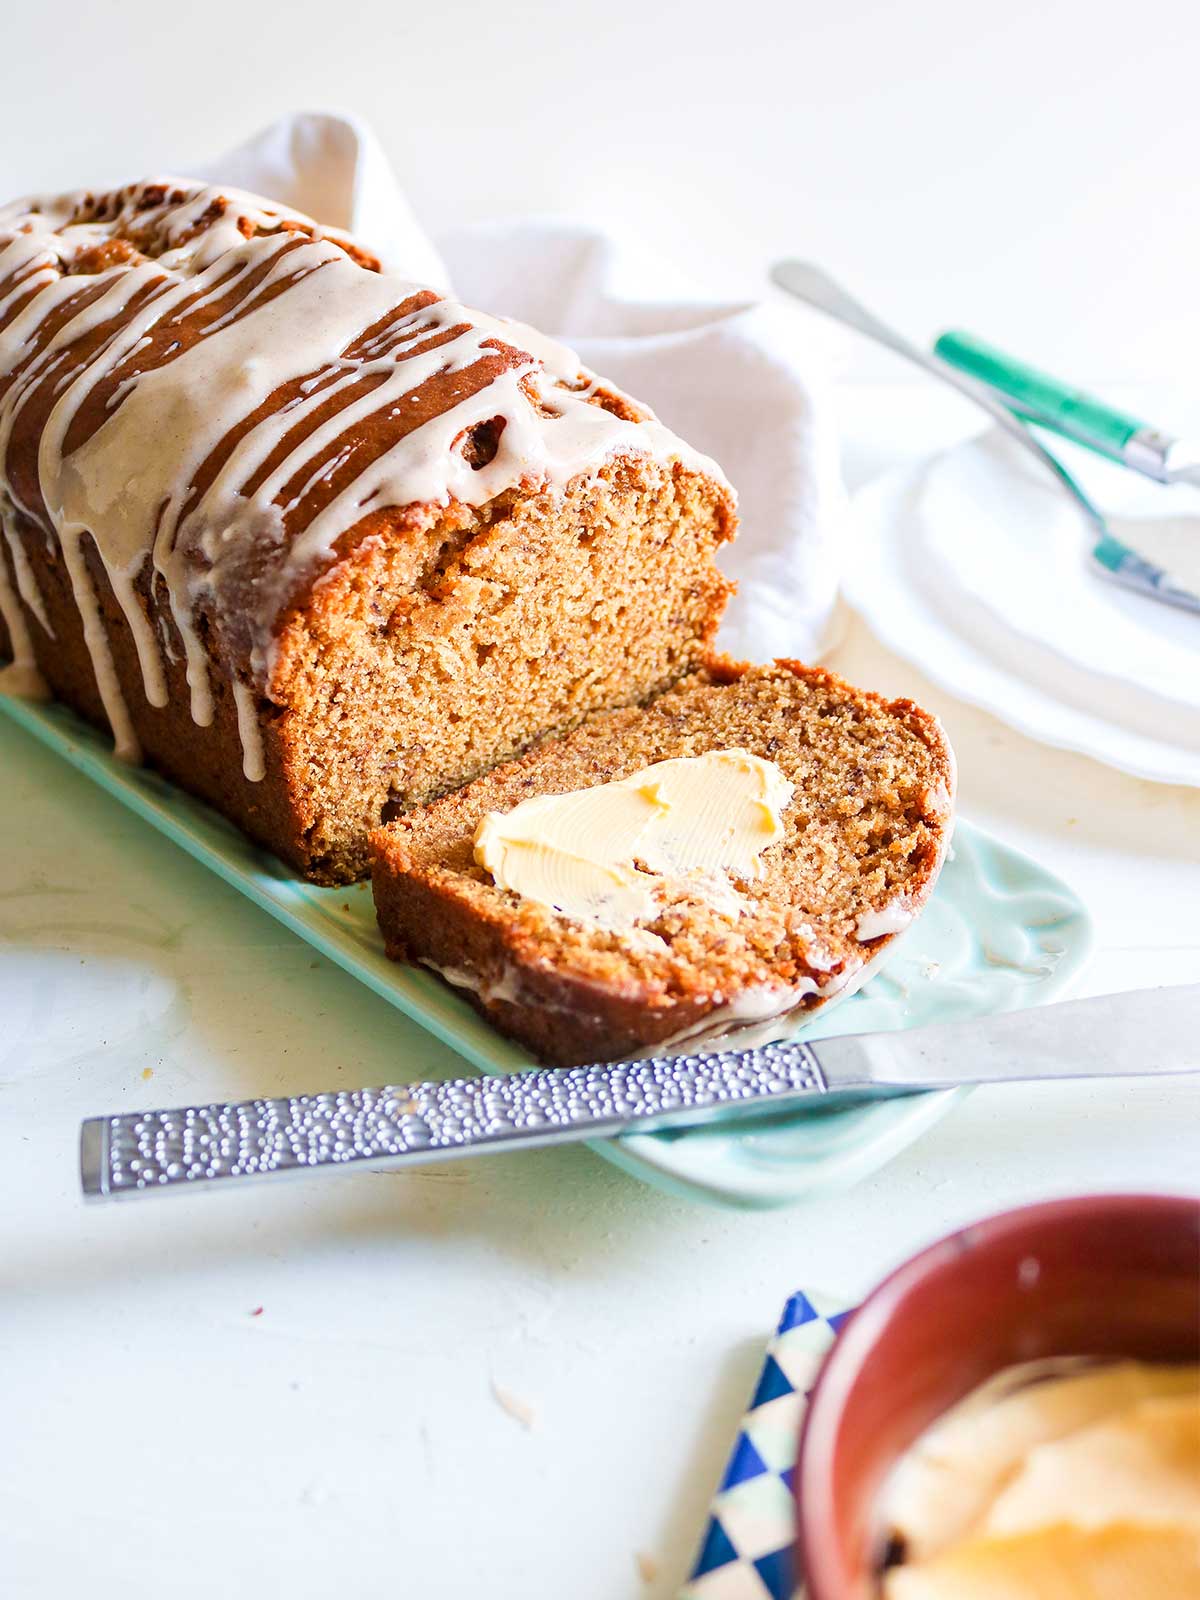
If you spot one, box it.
[80,1043,828,1200]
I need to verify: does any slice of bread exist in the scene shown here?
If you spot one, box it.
[370,657,955,1066]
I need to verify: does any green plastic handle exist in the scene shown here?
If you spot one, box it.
[933,330,1151,458]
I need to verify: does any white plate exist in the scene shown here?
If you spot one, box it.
[845,431,1200,787]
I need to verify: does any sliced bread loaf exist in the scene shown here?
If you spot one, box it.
[0,180,733,883]
[370,657,955,1066]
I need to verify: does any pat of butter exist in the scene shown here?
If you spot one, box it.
[881,1361,1200,1599]
[473,749,793,929]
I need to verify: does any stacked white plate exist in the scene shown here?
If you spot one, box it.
[846,427,1200,786]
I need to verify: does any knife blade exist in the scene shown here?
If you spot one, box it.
[80,985,1198,1201]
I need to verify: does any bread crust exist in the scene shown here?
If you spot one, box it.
[373,857,721,1064]
[370,658,956,1066]
[0,512,310,860]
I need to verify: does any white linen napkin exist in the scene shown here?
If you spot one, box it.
[194,110,846,663]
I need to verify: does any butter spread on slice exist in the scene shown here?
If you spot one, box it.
[472,748,793,929]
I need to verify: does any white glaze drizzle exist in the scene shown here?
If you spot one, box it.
[1,504,52,636]
[231,679,265,782]
[420,958,522,1008]
[0,504,48,698]
[0,179,727,776]
[855,899,915,941]
[56,518,141,759]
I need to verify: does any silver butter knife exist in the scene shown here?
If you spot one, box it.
[81,985,1198,1201]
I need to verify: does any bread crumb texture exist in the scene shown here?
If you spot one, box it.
[371,658,954,1064]
[274,457,733,881]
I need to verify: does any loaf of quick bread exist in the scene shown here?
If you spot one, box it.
[0,180,734,882]
[371,658,956,1066]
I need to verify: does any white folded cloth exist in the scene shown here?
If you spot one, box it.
[195,110,846,663]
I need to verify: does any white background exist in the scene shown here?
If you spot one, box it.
[5,0,1200,383]
[3,5,1199,1598]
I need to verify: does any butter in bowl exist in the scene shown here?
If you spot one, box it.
[878,1356,1198,1596]
[794,1195,1200,1599]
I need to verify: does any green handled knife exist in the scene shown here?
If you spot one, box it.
[934,331,1200,487]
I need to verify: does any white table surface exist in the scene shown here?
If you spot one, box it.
[3,374,1198,1597]
[4,6,1200,1586]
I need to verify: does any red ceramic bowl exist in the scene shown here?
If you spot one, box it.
[795,1193,1200,1600]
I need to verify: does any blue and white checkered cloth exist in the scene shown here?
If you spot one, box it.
[681,1289,854,1600]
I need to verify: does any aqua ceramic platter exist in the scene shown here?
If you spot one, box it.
[0,693,1093,1208]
